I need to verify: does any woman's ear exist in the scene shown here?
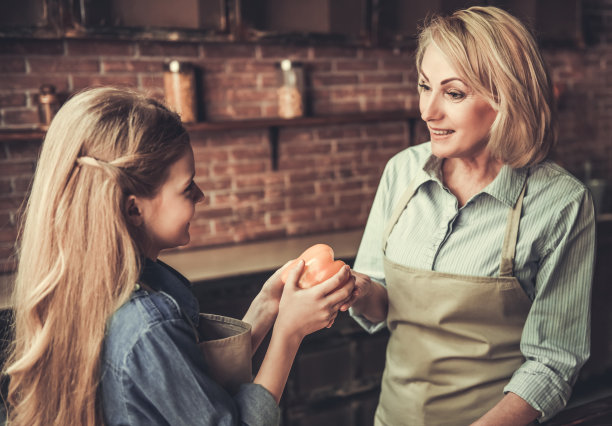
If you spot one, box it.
[125,195,144,227]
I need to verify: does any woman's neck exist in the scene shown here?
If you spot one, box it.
[442,155,503,207]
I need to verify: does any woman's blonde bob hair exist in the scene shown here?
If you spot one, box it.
[6,87,190,425]
[416,6,556,168]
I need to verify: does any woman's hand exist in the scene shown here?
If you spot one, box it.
[338,270,374,312]
[275,261,355,341]
[336,270,388,324]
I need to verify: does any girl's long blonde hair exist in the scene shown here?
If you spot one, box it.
[5,87,190,425]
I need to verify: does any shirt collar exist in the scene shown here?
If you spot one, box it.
[419,154,528,208]
[140,258,200,324]
[412,154,446,193]
[482,164,528,207]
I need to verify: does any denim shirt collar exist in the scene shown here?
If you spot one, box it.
[139,258,200,325]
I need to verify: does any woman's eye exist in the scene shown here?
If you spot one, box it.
[418,83,430,91]
[447,90,465,100]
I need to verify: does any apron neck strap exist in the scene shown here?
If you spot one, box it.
[381,174,528,278]
[498,177,527,277]
[382,179,418,254]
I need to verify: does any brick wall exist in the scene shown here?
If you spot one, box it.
[188,121,416,247]
[0,40,425,272]
[0,41,419,125]
[0,1,611,273]
[546,0,612,180]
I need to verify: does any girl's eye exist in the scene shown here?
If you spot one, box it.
[418,82,430,91]
[184,181,195,194]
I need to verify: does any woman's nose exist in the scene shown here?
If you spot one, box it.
[420,93,442,122]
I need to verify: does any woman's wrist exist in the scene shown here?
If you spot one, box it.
[352,279,388,323]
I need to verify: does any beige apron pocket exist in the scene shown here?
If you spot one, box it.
[197,313,253,394]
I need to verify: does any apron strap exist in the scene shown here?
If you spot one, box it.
[499,178,527,277]
[381,172,528,278]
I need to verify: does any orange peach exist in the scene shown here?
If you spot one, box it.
[281,244,346,288]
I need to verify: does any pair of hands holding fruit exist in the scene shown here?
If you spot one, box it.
[251,244,371,402]
[262,244,371,340]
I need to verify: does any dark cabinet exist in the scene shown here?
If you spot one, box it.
[238,0,370,43]
[77,0,228,33]
[373,0,483,46]
[0,0,63,37]
[0,0,584,48]
[0,0,233,40]
[490,0,583,47]
[373,0,583,47]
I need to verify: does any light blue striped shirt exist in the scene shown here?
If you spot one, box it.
[351,142,596,422]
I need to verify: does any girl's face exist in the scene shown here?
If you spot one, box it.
[418,45,498,161]
[136,145,204,259]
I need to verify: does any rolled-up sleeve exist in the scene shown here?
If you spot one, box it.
[504,188,595,422]
[349,159,394,334]
[102,317,279,426]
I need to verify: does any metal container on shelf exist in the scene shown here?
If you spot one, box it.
[277,59,305,119]
[37,84,60,128]
[164,60,197,123]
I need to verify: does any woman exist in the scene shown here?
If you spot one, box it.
[5,87,354,425]
[347,6,595,425]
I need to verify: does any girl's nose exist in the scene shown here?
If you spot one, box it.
[193,183,204,204]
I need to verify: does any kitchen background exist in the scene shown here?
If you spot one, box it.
[0,0,611,424]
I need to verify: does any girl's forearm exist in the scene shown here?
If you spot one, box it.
[243,292,278,355]
[252,327,302,403]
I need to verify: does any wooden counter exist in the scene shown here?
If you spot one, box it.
[0,229,363,309]
[159,229,362,283]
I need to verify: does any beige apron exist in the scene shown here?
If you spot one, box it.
[196,313,253,395]
[136,283,253,395]
[375,179,532,426]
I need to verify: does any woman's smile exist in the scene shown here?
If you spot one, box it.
[429,127,455,137]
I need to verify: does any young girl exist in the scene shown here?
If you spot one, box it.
[5,87,354,425]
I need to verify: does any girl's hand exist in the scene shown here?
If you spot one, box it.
[276,261,354,340]
[244,260,295,354]
[257,260,294,316]
[338,270,373,312]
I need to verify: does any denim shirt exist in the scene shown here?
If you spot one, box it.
[100,259,280,425]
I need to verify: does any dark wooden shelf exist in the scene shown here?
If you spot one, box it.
[0,128,46,141]
[0,110,419,141]
[0,110,420,169]
[185,110,419,132]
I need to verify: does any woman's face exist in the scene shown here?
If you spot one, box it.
[418,44,498,161]
[136,145,204,259]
